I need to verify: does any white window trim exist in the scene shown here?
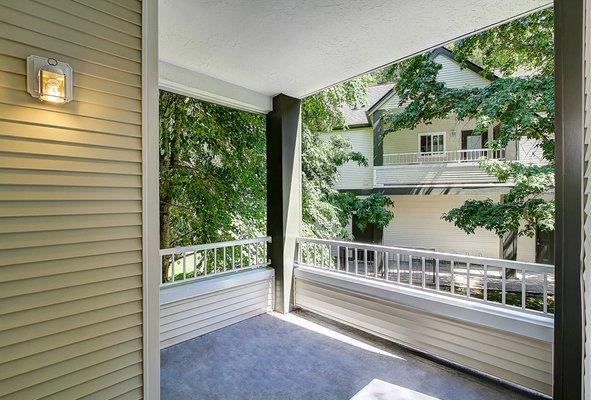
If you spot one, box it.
[418,132,446,155]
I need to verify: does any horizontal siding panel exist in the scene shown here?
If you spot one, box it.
[0,38,141,88]
[73,0,142,26]
[1,0,141,49]
[1,276,142,315]
[105,0,142,14]
[0,136,141,162]
[161,292,270,334]
[0,294,142,340]
[79,376,143,400]
[1,335,142,386]
[0,212,141,233]
[0,6,141,62]
[36,0,141,38]
[161,308,267,349]
[160,271,274,348]
[0,155,140,176]
[42,365,143,400]
[0,0,144,397]
[0,70,141,112]
[0,200,141,217]
[0,120,141,150]
[295,278,552,395]
[5,357,142,400]
[0,87,141,126]
[1,317,142,364]
[161,281,271,319]
[4,345,142,397]
[0,251,141,282]
[0,22,140,75]
[0,170,141,188]
[0,225,141,250]
[298,281,550,366]
[383,195,501,258]
[0,103,141,137]
[0,238,141,266]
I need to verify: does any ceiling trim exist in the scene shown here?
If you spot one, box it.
[159,61,273,114]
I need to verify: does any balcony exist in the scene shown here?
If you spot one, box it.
[159,237,554,398]
[375,149,508,188]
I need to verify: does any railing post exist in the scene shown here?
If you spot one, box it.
[266,94,302,314]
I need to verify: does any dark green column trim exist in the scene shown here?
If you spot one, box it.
[266,93,302,314]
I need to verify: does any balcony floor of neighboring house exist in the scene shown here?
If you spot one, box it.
[160,311,540,400]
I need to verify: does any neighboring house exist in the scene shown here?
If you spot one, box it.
[327,48,551,263]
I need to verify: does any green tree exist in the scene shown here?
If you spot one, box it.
[382,8,554,238]
[301,77,395,238]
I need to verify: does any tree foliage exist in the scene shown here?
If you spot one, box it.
[301,76,395,238]
[383,8,554,237]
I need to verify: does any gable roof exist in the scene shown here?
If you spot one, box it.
[364,47,492,117]
[341,84,394,127]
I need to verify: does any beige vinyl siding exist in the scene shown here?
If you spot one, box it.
[433,54,490,89]
[160,269,274,348]
[382,195,501,258]
[325,127,374,190]
[294,275,552,395]
[0,1,143,399]
[382,118,478,155]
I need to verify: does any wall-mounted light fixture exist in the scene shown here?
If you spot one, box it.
[27,55,73,104]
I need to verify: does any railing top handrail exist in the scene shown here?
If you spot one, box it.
[160,236,271,256]
[383,148,502,157]
[296,237,554,274]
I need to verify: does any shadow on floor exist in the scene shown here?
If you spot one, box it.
[161,312,540,400]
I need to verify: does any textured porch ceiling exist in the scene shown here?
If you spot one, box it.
[159,0,550,110]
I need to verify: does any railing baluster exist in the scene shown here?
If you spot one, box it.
[364,249,368,277]
[466,262,470,298]
[214,247,217,274]
[337,245,341,271]
[345,246,349,273]
[355,247,358,275]
[183,252,187,280]
[543,273,548,314]
[374,250,378,278]
[449,260,456,294]
[522,269,526,310]
[409,255,413,285]
[435,258,440,291]
[483,264,488,302]
[421,256,426,288]
[385,251,389,281]
[204,250,208,276]
[397,253,401,283]
[232,246,236,270]
[501,266,506,305]
[171,254,175,283]
[223,246,227,271]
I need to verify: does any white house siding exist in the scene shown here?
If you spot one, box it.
[160,268,274,349]
[326,127,374,190]
[0,1,144,399]
[433,54,490,89]
[383,195,501,258]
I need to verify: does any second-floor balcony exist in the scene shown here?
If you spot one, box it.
[383,148,506,166]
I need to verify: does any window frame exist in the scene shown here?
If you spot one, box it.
[418,132,446,155]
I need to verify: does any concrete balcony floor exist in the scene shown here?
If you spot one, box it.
[161,311,542,400]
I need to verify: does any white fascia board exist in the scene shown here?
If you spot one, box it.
[159,61,273,114]
[295,266,553,342]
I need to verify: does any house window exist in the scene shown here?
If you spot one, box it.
[419,133,445,154]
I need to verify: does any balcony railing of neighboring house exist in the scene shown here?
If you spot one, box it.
[160,236,271,286]
[383,148,506,166]
[295,237,554,316]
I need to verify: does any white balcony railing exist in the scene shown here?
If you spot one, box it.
[295,237,554,316]
[383,148,505,166]
[160,237,271,286]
